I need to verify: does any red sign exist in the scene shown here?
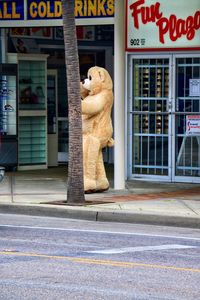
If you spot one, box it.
[126,0,200,51]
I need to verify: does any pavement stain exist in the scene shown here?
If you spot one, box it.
[103,188,200,202]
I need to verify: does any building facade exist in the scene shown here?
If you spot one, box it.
[0,0,200,187]
[126,0,200,184]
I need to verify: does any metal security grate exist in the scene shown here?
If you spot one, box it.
[130,58,169,176]
[175,57,200,177]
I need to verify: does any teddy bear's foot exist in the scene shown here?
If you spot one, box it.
[95,178,109,192]
[84,177,97,193]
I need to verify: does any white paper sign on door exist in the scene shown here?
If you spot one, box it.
[186,115,200,135]
[189,79,200,97]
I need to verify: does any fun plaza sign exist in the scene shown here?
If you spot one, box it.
[126,0,200,51]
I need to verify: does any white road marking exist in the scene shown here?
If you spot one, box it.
[86,244,198,254]
[0,224,200,241]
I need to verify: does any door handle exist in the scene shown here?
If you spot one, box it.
[167,101,172,111]
[176,98,179,111]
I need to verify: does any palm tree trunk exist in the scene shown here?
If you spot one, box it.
[62,0,85,204]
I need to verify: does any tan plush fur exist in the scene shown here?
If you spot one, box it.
[80,66,114,193]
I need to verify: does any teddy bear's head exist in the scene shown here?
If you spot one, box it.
[82,66,113,95]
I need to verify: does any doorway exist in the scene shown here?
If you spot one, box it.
[56,46,113,163]
[47,69,58,166]
[128,54,200,183]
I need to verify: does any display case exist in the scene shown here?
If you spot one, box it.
[19,60,46,111]
[133,65,169,135]
[0,63,18,168]
[18,116,46,165]
[7,53,48,170]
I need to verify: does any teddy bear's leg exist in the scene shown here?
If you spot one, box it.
[96,150,109,192]
[83,135,100,192]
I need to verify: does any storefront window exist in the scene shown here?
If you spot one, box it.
[0,75,17,136]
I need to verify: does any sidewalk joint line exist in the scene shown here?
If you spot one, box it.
[178,199,199,216]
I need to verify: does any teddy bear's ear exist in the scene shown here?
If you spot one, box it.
[98,69,105,82]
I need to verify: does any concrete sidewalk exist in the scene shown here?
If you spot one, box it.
[0,166,200,228]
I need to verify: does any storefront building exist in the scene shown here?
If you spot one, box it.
[0,0,126,189]
[0,1,200,188]
[126,0,200,183]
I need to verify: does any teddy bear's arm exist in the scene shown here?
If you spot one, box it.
[80,82,89,99]
[81,94,108,115]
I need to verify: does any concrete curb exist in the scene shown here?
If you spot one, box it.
[0,203,98,221]
[0,203,200,228]
[97,211,200,228]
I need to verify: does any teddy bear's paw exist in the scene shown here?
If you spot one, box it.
[84,177,97,193]
[95,178,109,192]
[80,82,89,99]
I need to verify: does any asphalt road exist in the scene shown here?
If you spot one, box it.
[0,214,200,300]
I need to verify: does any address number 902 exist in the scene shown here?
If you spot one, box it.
[130,39,140,46]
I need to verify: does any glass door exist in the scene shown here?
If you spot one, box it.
[47,70,58,167]
[0,63,18,167]
[128,56,172,180]
[173,55,200,182]
[58,118,68,162]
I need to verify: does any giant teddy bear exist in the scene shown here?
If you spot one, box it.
[80,66,114,193]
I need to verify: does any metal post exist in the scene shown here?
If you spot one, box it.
[114,0,125,189]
